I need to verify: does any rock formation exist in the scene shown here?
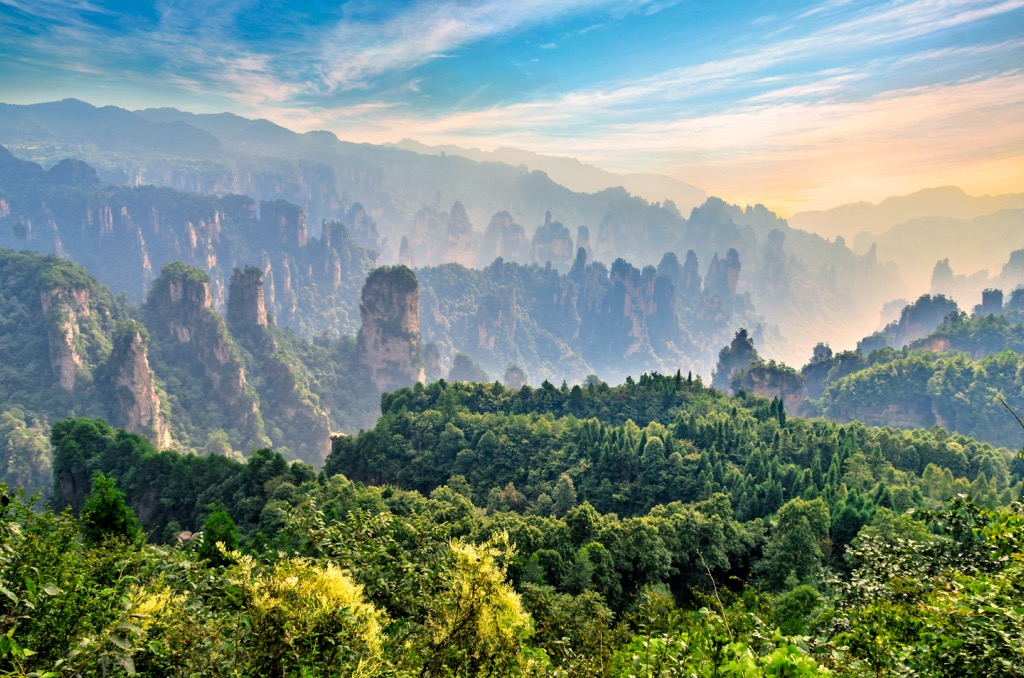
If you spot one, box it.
[105,322,172,448]
[445,201,476,267]
[576,226,592,261]
[704,248,741,298]
[503,365,528,390]
[734,361,810,416]
[712,328,759,391]
[145,263,266,450]
[423,343,443,382]
[980,288,1004,316]
[531,212,575,269]
[357,266,425,392]
[227,267,269,329]
[346,202,380,252]
[475,287,517,352]
[479,211,529,266]
[40,286,91,392]
[260,199,307,248]
[399,236,416,269]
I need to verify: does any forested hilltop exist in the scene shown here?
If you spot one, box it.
[1,372,1020,676]
[718,286,1024,449]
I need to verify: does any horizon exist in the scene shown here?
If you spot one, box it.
[2,0,1023,215]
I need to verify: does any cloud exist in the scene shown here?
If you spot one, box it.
[326,65,1024,213]
[2,0,1021,212]
[316,0,679,91]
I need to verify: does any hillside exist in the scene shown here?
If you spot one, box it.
[0,402,1012,676]
[721,291,1024,449]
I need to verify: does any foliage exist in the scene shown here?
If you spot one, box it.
[197,505,239,566]
[79,472,142,546]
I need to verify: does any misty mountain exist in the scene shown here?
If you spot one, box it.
[389,138,707,213]
[932,248,1024,310]
[855,209,1024,293]
[0,98,905,368]
[789,186,1024,241]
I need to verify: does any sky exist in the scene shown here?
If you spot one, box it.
[1,0,1022,215]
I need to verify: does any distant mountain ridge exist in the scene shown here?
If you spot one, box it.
[857,209,1024,293]
[388,138,707,213]
[790,186,1024,241]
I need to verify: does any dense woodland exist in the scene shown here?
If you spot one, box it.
[0,372,1021,675]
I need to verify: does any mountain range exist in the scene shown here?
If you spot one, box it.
[0,98,911,373]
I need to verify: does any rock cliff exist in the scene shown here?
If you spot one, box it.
[104,322,172,448]
[227,266,269,328]
[734,361,810,416]
[479,211,529,266]
[145,262,267,451]
[40,286,92,392]
[532,212,575,269]
[357,266,425,392]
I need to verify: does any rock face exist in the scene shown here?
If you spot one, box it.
[40,286,91,391]
[704,248,741,298]
[479,211,529,266]
[423,343,443,382]
[260,199,307,248]
[226,266,332,465]
[227,267,269,328]
[357,266,425,392]
[106,323,172,448]
[145,263,266,450]
[532,212,575,269]
[656,251,703,304]
[735,363,810,416]
[346,202,380,252]
[475,287,518,352]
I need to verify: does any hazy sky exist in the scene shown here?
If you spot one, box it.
[1,0,1022,214]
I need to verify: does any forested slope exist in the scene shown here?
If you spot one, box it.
[4,390,1019,676]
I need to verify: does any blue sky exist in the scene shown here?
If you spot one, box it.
[1,0,1022,212]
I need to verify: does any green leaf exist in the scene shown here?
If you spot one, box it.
[42,583,60,596]
[0,584,18,603]
[115,654,136,675]
[109,634,132,651]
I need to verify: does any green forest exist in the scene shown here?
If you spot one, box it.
[1,370,1022,676]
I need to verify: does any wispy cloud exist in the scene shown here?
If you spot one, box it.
[316,0,678,91]
[1,0,1021,211]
